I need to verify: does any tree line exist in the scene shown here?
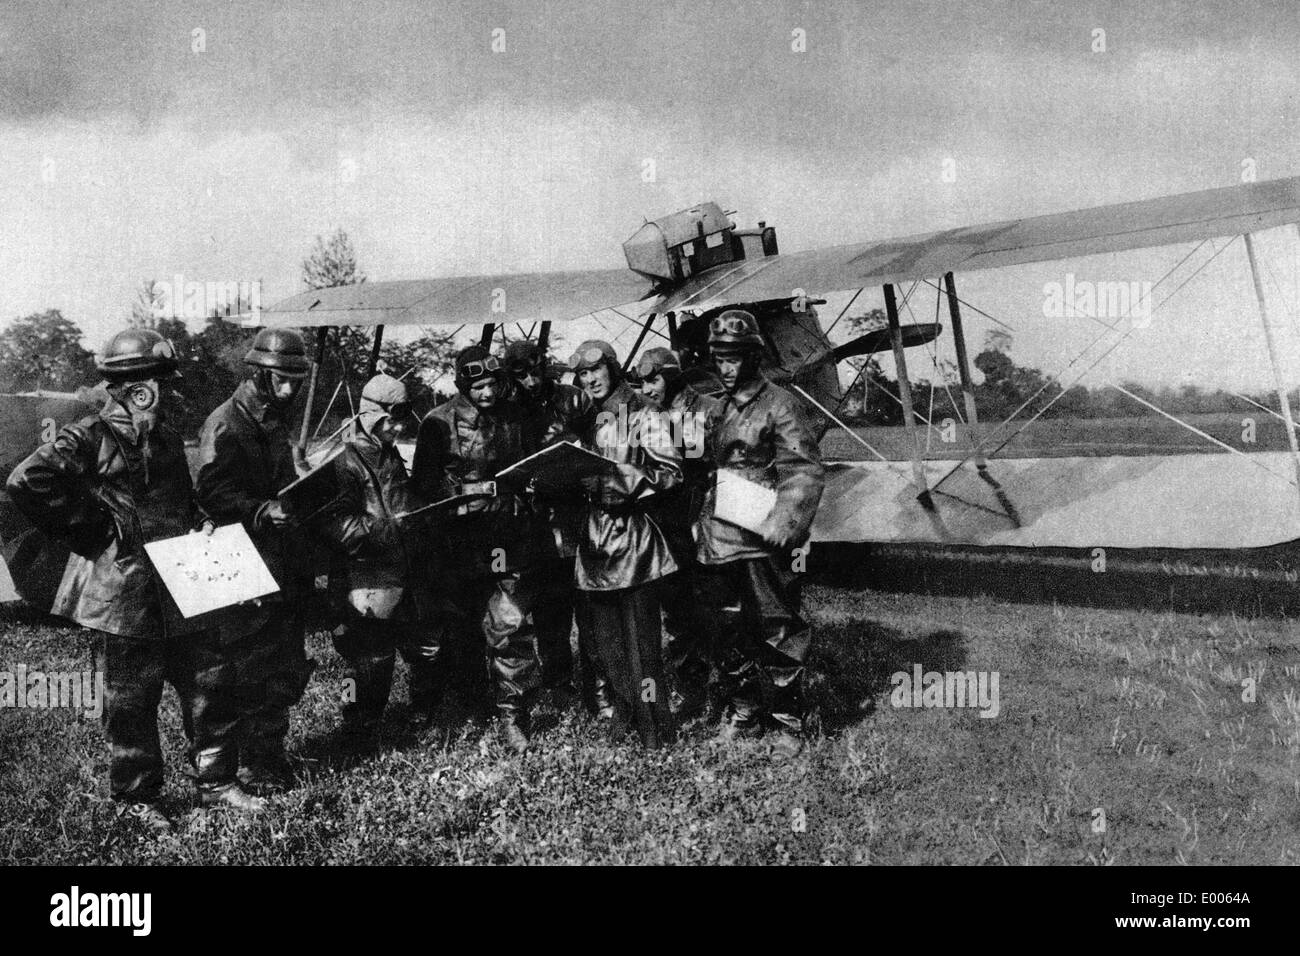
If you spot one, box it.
[839,309,1294,426]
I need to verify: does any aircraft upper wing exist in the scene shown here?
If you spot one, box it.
[655,175,1300,311]
[245,176,1300,328]
[247,268,654,329]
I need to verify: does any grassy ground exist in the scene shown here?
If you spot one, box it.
[2,582,1299,865]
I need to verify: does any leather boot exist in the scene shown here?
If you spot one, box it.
[498,716,530,754]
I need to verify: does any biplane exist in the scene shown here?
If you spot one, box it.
[5,175,1300,609]
[251,175,1300,557]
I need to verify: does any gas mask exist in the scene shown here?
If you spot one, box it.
[118,379,164,435]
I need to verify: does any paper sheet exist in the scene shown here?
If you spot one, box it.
[713,469,777,534]
[0,553,18,603]
[144,524,280,618]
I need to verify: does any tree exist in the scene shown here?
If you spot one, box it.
[130,279,164,329]
[0,310,98,394]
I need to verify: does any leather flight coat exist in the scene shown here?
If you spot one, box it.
[575,382,683,591]
[517,380,594,558]
[648,381,722,541]
[6,399,198,638]
[195,379,311,597]
[696,375,826,565]
[412,393,549,577]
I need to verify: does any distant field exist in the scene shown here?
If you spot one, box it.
[821,412,1297,460]
[3,582,1298,865]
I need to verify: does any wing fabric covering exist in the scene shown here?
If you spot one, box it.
[812,452,1300,549]
[247,176,1300,328]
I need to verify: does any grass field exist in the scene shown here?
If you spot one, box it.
[2,580,1299,865]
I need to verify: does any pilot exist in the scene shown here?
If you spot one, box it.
[6,328,261,829]
[311,374,438,748]
[635,347,722,718]
[570,340,683,748]
[195,327,316,793]
[696,309,825,761]
[411,346,547,753]
[502,339,593,708]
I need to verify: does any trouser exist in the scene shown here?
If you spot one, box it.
[429,570,541,721]
[533,556,576,689]
[659,522,711,696]
[95,628,243,802]
[696,554,812,734]
[576,584,674,748]
[332,617,442,726]
[240,608,314,771]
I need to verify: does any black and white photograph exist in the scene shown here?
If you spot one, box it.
[0,0,1295,905]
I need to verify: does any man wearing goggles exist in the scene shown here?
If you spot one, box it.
[7,328,258,828]
[695,309,825,761]
[411,345,549,753]
[569,339,683,748]
[196,326,316,794]
[309,374,440,748]
[502,339,594,709]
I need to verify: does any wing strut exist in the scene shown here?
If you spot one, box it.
[884,283,932,508]
[367,324,384,377]
[1245,232,1300,504]
[621,313,656,372]
[295,327,330,472]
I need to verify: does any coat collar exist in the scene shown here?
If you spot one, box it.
[725,374,768,410]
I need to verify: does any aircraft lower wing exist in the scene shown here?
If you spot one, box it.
[813,452,1300,550]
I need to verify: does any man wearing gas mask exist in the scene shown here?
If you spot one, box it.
[635,347,722,719]
[311,374,439,747]
[411,346,548,753]
[502,339,593,708]
[696,310,825,761]
[196,328,316,792]
[7,328,260,829]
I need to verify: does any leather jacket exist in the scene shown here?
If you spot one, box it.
[195,379,311,597]
[517,380,594,559]
[575,381,683,591]
[6,398,199,637]
[696,375,825,565]
[412,393,548,577]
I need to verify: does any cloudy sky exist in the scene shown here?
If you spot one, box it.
[2,0,1297,391]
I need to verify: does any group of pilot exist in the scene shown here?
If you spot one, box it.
[5,308,825,832]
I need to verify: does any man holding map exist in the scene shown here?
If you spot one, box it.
[196,327,316,793]
[695,310,825,761]
[6,328,260,828]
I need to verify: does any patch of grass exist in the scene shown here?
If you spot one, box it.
[2,585,1298,864]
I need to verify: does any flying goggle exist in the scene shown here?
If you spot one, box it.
[709,314,757,336]
[569,346,611,370]
[458,356,502,380]
[636,354,680,379]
